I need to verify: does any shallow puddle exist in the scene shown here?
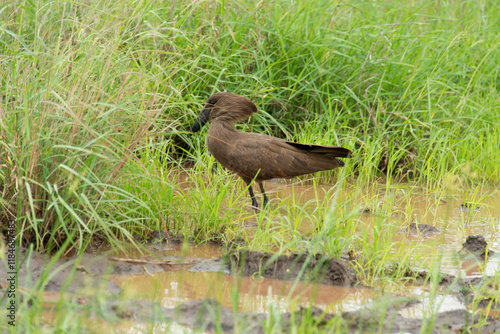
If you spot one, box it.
[267,181,500,276]
[111,242,378,313]
[110,181,500,325]
[114,270,379,313]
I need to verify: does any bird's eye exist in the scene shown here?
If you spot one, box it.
[209,100,216,105]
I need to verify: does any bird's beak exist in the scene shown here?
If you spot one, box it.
[190,108,211,133]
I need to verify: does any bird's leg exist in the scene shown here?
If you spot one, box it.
[247,185,259,208]
[258,182,269,208]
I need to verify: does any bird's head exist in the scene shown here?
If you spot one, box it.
[191,92,258,132]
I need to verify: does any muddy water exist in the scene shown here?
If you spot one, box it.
[114,264,378,313]
[113,181,500,320]
[111,245,377,314]
[266,180,500,276]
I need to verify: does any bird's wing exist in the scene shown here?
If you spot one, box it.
[221,133,346,181]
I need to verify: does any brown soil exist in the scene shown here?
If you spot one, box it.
[99,297,500,334]
[229,250,355,286]
[0,247,122,295]
[401,268,457,287]
[403,222,441,235]
[0,246,223,295]
[461,235,496,260]
[461,276,499,307]
[148,229,170,241]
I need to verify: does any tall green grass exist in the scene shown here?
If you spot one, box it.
[1,0,499,254]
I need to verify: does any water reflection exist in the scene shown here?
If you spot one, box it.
[114,270,378,313]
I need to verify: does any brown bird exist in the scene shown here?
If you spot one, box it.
[191,92,351,208]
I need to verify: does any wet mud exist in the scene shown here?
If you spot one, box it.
[461,235,496,260]
[229,250,355,286]
[402,222,441,235]
[0,247,122,295]
[400,268,457,287]
[346,306,500,333]
[148,229,170,242]
[0,246,224,297]
[69,296,500,334]
[461,276,500,309]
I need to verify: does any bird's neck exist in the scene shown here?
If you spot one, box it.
[207,119,238,144]
[209,119,237,134]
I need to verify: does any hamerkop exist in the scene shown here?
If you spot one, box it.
[191,92,351,208]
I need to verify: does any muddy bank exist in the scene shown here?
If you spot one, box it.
[0,246,225,296]
[229,250,356,286]
[89,296,500,334]
[399,267,457,287]
[2,246,357,297]
[402,222,441,235]
[0,247,122,295]
[461,276,500,308]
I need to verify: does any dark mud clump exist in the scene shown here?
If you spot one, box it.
[359,207,374,214]
[229,250,354,286]
[461,276,500,309]
[142,232,231,247]
[461,235,495,260]
[149,229,170,242]
[401,268,456,287]
[456,203,480,211]
[403,223,441,235]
